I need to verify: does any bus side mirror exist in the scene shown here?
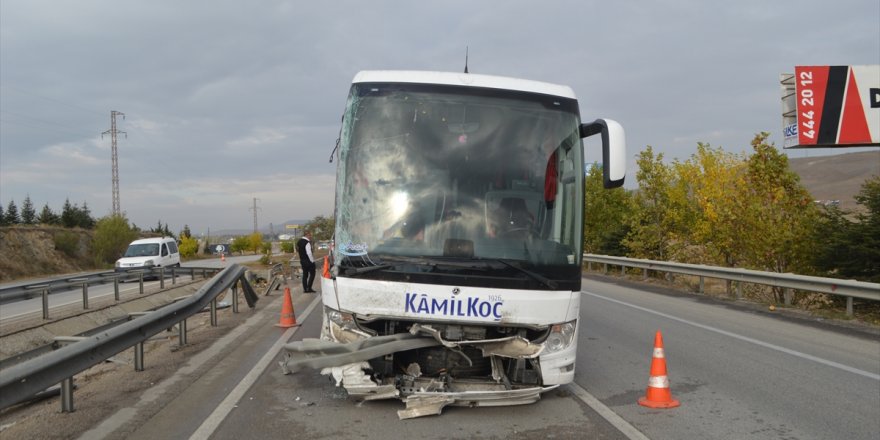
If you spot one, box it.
[580,119,626,188]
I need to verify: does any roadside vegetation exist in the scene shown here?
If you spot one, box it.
[583,133,879,322]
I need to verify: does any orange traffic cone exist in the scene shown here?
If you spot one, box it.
[275,286,299,328]
[638,330,680,408]
[322,256,331,279]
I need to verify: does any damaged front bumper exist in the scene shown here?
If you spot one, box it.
[279,322,568,419]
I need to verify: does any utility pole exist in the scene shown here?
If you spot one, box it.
[249,198,261,233]
[101,111,126,216]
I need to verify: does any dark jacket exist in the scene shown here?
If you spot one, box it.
[296,237,313,264]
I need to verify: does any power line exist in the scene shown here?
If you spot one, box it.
[101,111,126,216]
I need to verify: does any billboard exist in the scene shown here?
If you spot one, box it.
[781,65,879,149]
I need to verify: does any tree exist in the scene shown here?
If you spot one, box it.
[672,143,746,266]
[623,147,678,260]
[304,215,335,241]
[179,235,198,258]
[180,225,192,239]
[583,163,633,255]
[247,232,264,254]
[5,200,20,225]
[813,176,880,282]
[37,203,60,225]
[21,195,36,225]
[61,199,76,228]
[78,201,95,229]
[91,215,139,266]
[230,235,250,254]
[0,203,6,226]
[739,134,817,276]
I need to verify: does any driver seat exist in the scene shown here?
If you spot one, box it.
[494,197,534,236]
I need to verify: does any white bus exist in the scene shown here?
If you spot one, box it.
[283,70,625,418]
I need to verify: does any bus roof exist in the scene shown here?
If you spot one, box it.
[352,70,577,100]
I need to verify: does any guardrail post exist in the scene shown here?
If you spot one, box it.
[159,267,165,289]
[202,268,208,279]
[644,268,649,280]
[61,377,74,412]
[82,283,89,309]
[171,267,177,285]
[736,281,743,299]
[783,288,792,306]
[699,276,705,294]
[603,263,608,275]
[179,319,188,346]
[113,276,120,301]
[846,297,853,317]
[139,272,145,294]
[209,298,218,326]
[28,284,51,319]
[191,267,196,281]
[134,342,144,371]
[70,278,89,309]
[232,282,239,313]
[42,287,50,319]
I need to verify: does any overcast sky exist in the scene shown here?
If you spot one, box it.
[2,1,878,235]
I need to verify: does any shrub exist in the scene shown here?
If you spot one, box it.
[54,231,80,257]
[91,215,138,266]
[179,236,198,258]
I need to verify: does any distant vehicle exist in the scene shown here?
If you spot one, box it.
[115,237,181,273]
[317,241,330,250]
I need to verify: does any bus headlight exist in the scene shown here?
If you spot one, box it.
[544,321,576,353]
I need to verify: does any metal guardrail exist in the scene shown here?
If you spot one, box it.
[0,267,223,319]
[0,264,258,412]
[584,254,880,315]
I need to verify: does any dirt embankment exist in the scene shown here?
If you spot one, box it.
[0,226,96,282]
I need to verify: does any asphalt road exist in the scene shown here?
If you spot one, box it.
[577,275,880,440]
[70,274,879,439]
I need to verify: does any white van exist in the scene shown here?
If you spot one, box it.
[115,237,181,273]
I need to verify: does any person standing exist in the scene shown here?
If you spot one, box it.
[296,231,317,293]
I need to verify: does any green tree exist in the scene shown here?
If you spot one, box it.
[179,235,198,258]
[739,134,817,276]
[304,215,335,241]
[0,203,6,226]
[5,200,20,225]
[180,225,192,239]
[61,199,76,228]
[280,240,296,253]
[91,215,138,266]
[813,176,880,282]
[230,235,249,254]
[623,146,678,260]
[672,143,746,266]
[79,202,95,229]
[21,195,36,225]
[37,203,60,225]
[584,163,633,255]
[247,232,264,254]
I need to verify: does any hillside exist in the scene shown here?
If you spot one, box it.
[0,226,96,282]
[787,150,880,212]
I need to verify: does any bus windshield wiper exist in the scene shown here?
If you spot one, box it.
[489,259,558,289]
[341,264,393,276]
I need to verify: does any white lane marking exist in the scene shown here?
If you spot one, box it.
[189,294,322,440]
[584,291,880,381]
[566,383,650,440]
